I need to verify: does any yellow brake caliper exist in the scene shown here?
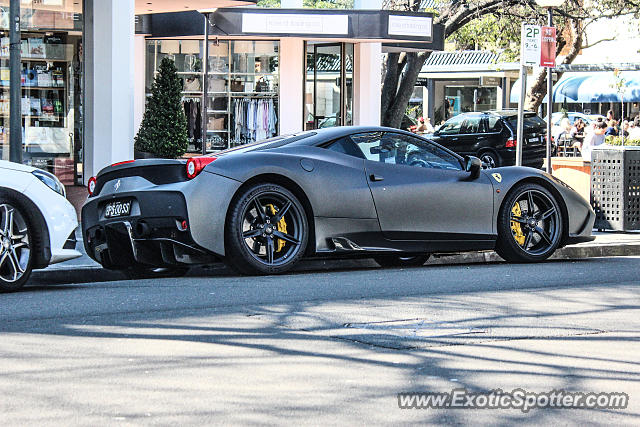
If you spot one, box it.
[511,202,526,246]
[266,204,288,252]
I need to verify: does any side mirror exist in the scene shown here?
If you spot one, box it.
[464,155,482,180]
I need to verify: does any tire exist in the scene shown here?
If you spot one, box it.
[373,254,430,268]
[0,199,34,292]
[479,151,500,169]
[124,266,189,280]
[225,183,309,275]
[495,183,563,263]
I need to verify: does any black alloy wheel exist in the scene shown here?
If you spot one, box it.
[496,183,563,262]
[0,201,33,292]
[373,254,431,268]
[225,183,308,275]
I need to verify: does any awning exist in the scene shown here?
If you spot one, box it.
[510,71,640,104]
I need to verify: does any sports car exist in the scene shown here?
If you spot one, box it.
[1,160,81,291]
[81,127,595,276]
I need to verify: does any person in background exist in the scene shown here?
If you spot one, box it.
[629,117,640,140]
[417,117,434,134]
[621,120,630,137]
[605,119,619,136]
[582,119,607,161]
[569,118,586,151]
[607,109,615,122]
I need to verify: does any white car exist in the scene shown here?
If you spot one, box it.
[0,160,81,292]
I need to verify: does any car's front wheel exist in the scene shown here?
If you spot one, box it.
[225,183,309,275]
[495,183,563,262]
[373,254,430,268]
[0,200,33,292]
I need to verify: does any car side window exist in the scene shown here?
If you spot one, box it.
[486,116,503,133]
[460,116,483,134]
[438,115,465,135]
[349,132,385,162]
[325,136,366,159]
[351,132,462,171]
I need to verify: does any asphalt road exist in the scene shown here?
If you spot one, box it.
[2,257,640,425]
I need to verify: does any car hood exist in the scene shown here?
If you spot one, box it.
[0,160,35,173]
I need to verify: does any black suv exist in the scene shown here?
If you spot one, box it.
[429,111,547,169]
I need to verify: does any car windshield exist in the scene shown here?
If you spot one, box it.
[507,114,546,131]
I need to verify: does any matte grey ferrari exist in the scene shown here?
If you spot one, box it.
[81,127,595,276]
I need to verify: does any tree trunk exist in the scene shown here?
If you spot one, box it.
[383,52,428,128]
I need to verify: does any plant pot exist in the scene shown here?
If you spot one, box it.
[590,146,640,231]
[134,150,156,159]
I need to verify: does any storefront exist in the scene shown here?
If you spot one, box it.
[0,1,83,185]
[415,51,519,125]
[140,7,442,154]
[2,1,443,186]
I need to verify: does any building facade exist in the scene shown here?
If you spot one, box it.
[1,0,442,189]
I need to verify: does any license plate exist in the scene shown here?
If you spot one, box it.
[104,200,132,218]
[528,136,541,144]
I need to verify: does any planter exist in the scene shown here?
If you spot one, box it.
[550,157,590,202]
[590,146,640,231]
[134,150,156,160]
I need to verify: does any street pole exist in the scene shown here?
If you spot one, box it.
[9,0,21,163]
[516,65,527,166]
[546,7,553,174]
[201,13,210,155]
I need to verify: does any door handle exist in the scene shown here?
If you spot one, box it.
[370,174,384,182]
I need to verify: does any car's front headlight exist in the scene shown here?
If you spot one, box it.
[32,169,66,198]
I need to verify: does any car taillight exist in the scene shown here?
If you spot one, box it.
[87,176,97,196]
[506,138,517,148]
[186,157,217,179]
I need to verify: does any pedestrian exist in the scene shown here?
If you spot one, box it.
[582,119,607,161]
[607,109,615,122]
[629,117,640,140]
[605,119,619,136]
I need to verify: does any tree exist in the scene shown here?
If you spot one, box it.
[135,57,189,158]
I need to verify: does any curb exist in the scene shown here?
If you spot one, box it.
[31,242,640,282]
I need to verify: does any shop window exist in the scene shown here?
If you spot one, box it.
[146,39,280,154]
[0,4,84,186]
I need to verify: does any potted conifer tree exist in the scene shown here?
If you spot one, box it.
[135,57,188,159]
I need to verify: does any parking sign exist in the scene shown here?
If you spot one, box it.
[521,24,541,66]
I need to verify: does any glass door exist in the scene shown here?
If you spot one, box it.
[305,42,351,130]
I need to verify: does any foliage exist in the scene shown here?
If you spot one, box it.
[446,14,520,61]
[135,58,188,158]
[606,135,640,146]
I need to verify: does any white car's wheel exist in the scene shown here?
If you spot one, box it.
[0,200,33,292]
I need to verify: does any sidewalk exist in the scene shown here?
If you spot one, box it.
[40,231,640,278]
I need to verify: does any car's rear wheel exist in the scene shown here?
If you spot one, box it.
[495,183,563,262]
[225,183,308,275]
[373,254,430,268]
[0,201,33,292]
[479,151,500,169]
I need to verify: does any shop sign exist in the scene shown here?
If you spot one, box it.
[387,15,432,39]
[540,26,556,67]
[480,76,501,87]
[242,13,348,35]
[521,24,541,66]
